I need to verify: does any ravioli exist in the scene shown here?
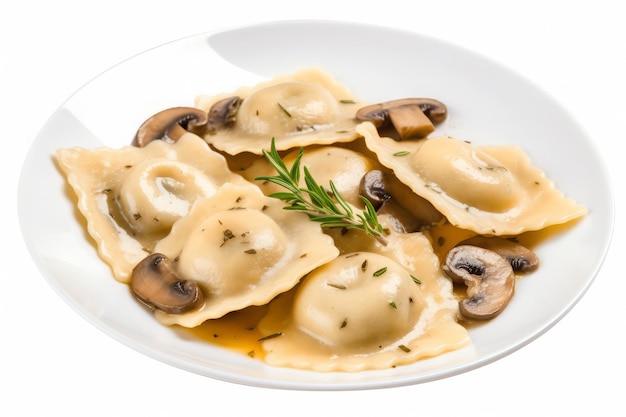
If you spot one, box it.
[359,122,588,235]
[195,67,365,155]
[55,133,247,283]
[259,218,469,371]
[243,145,379,207]
[151,182,340,327]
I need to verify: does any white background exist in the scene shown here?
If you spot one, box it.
[1,1,623,416]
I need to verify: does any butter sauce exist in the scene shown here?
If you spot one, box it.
[183,305,269,359]
[179,218,582,360]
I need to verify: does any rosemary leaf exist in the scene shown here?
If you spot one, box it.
[289,148,303,183]
[256,138,386,244]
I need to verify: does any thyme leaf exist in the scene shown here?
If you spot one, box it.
[277,102,292,117]
[255,138,386,244]
[257,332,283,341]
[373,267,388,277]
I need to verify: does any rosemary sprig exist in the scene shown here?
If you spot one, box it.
[255,138,386,244]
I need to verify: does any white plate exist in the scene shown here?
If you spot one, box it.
[18,20,613,390]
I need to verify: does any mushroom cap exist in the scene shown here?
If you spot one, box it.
[130,253,204,314]
[443,245,515,320]
[205,96,241,134]
[459,236,540,273]
[359,169,444,232]
[132,107,208,147]
[359,169,392,208]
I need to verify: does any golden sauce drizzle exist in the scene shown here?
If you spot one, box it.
[182,305,269,359]
[179,218,584,358]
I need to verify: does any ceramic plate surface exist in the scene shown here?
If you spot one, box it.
[18,20,613,390]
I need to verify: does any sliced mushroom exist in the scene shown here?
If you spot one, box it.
[459,236,540,273]
[205,96,242,134]
[359,169,391,208]
[130,253,204,314]
[132,107,208,147]
[359,169,443,233]
[443,245,515,320]
[356,98,447,140]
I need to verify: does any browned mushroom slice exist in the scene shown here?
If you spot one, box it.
[205,96,241,134]
[356,98,447,140]
[458,236,540,273]
[132,107,208,147]
[443,245,515,320]
[130,253,204,314]
[359,169,443,232]
[359,169,391,208]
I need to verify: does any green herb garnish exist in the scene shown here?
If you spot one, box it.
[373,267,388,277]
[257,332,283,341]
[277,102,291,117]
[256,138,386,244]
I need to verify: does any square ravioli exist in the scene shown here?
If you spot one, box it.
[55,133,248,283]
[359,122,588,235]
[151,182,340,327]
[195,67,366,155]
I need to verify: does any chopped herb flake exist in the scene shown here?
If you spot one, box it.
[277,102,292,117]
[258,332,283,341]
[373,267,387,277]
[411,275,422,284]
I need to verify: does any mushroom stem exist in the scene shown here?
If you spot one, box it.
[388,105,435,139]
